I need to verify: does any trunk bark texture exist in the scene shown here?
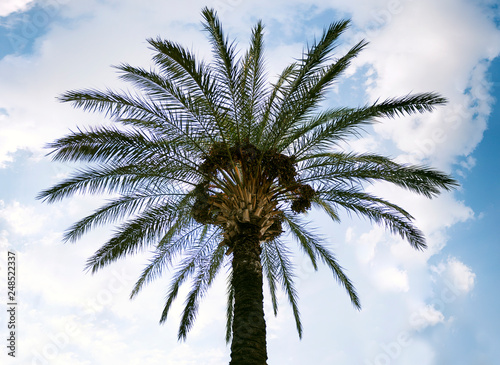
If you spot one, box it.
[229,224,267,365]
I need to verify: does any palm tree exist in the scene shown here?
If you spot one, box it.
[38,7,457,365]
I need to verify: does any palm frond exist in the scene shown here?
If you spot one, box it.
[255,63,297,145]
[114,63,221,146]
[64,192,179,243]
[282,216,319,270]
[37,163,196,204]
[282,213,360,309]
[129,221,208,299]
[286,19,352,93]
[178,244,226,340]
[317,188,426,250]
[158,230,222,327]
[268,239,303,338]
[85,200,193,273]
[262,20,354,150]
[308,239,361,309]
[237,20,267,141]
[47,125,176,165]
[300,152,458,198]
[271,40,368,152]
[261,241,279,316]
[293,92,447,158]
[201,7,241,142]
[59,88,211,155]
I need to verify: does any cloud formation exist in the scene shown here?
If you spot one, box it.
[0,0,34,17]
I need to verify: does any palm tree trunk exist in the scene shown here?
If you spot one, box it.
[229,224,268,365]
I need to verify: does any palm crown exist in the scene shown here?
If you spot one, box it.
[38,7,457,364]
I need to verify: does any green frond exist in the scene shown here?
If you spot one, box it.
[159,258,197,325]
[129,221,208,299]
[282,213,360,309]
[148,36,235,146]
[178,244,226,340]
[293,92,447,158]
[262,20,356,151]
[114,63,221,146]
[317,188,426,250]
[299,152,458,198]
[59,88,157,121]
[282,215,320,270]
[47,125,172,165]
[286,107,351,155]
[288,19,352,92]
[36,162,196,204]
[311,197,341,223]
[158,231,223,326]
[373,92,448,118]
[238,20,267,141]
[85,201,193,273]
[261,241,279,316]
[64,192,179,243]
[307,239,361,309]
[59,88,213,156]
[44,128,204,192]
[269,239,303,338]
[256,63,298,145]
[147,37,217,106]
[271,40,368,152]
[201,7,241,142]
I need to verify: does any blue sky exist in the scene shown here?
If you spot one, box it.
[0,0,499,364]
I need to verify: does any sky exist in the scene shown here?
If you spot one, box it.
[0,0,499,364]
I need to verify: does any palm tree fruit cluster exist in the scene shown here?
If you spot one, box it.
[192,141,315,252]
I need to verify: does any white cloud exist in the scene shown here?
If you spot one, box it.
[0,0,34,17]
[345,226,354,243]
[365,183,474,236]
[409,304,445,330]
[0,229,8,250]
[397,339,436,364]
[0,200,46,235]
[349,0,500,169]
[374,266,409,292]
[459,156,476,171]
[0,0,210,167]
[433,257,476,294]
[355,227,383,263]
